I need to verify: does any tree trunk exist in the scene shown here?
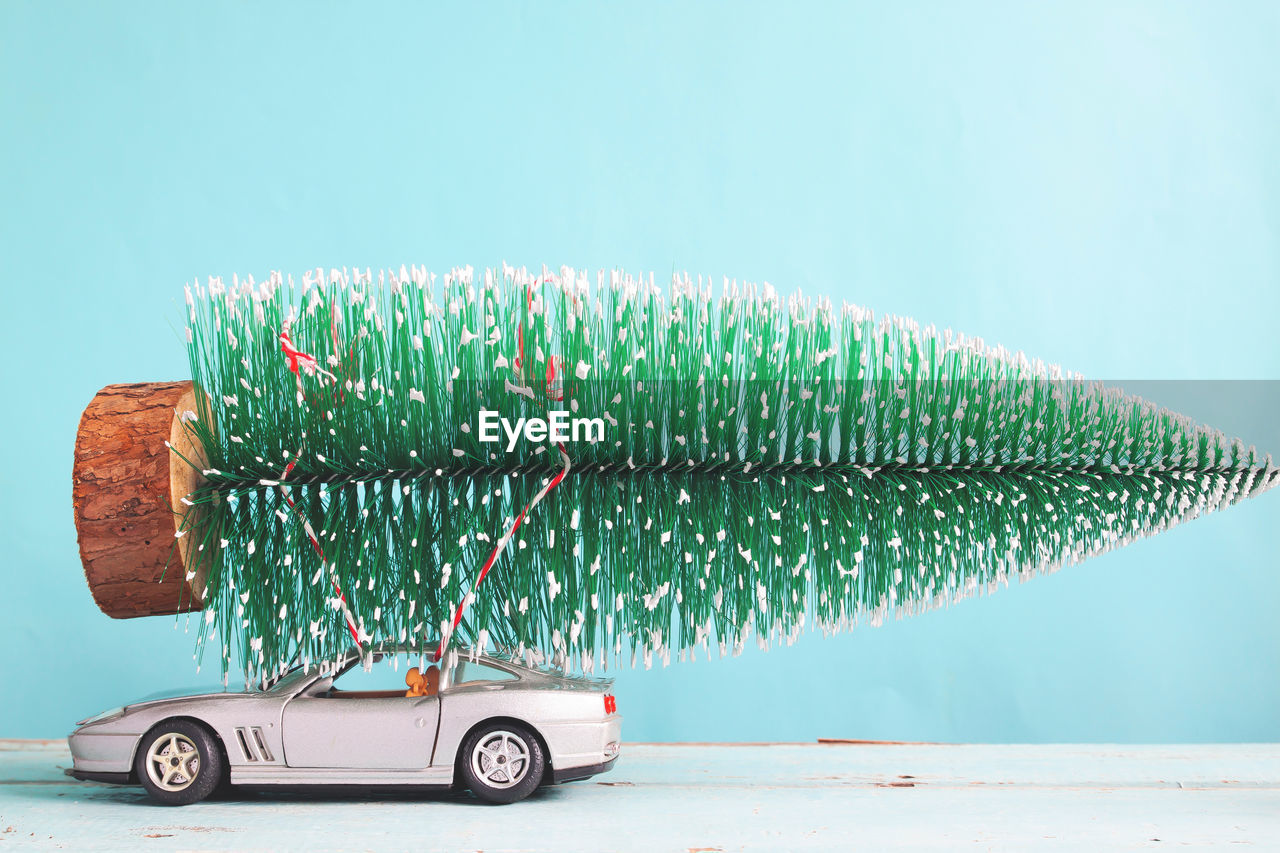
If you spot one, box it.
[72,382,209,618]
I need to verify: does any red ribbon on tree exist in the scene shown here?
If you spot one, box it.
[434,280,574,662]
[276,452,361,647]
[276,324,358,648]
[279,330,323,377]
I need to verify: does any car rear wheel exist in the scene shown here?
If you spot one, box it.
[459,722,545,804]
[134,719,224,806]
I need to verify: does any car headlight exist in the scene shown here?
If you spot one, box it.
[76,707,125,727]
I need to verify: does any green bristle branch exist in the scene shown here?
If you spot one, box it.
[174,265,1278,681]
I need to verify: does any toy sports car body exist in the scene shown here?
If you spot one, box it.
[68,645,622,804]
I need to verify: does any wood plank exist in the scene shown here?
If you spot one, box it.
[1,741,1276,850]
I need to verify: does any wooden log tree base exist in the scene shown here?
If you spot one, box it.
[72,382,210,618]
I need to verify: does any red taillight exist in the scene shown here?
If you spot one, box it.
[603,694,616,714]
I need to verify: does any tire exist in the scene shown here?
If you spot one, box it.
[459,721,545,804]
[134,719,224,806]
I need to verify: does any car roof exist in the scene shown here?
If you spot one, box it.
[340,643,541,673]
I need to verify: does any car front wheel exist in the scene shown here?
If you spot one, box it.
[459,722,545,804]
[134,719,224,806]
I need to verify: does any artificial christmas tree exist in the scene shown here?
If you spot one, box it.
[72,265,1278,682]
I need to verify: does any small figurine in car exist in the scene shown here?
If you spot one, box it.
[404,665,439,698]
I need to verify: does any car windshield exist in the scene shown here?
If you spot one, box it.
[257,665,315,693]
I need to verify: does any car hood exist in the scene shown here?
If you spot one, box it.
[124,687,248,711]
[73,687,263,729]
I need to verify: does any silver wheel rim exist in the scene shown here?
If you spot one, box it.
[145,732,201,792]
[471,730,530,789]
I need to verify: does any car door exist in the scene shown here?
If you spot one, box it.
[281,659,441,769]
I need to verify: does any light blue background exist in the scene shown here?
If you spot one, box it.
[1,1,1276,741]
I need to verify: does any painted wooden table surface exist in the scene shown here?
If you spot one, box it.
[1,739,1276,851]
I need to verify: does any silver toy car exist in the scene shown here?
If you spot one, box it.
[68,645,622,805]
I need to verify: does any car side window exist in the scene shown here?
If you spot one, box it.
[328,656,420,695]
[452,660,518,686]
